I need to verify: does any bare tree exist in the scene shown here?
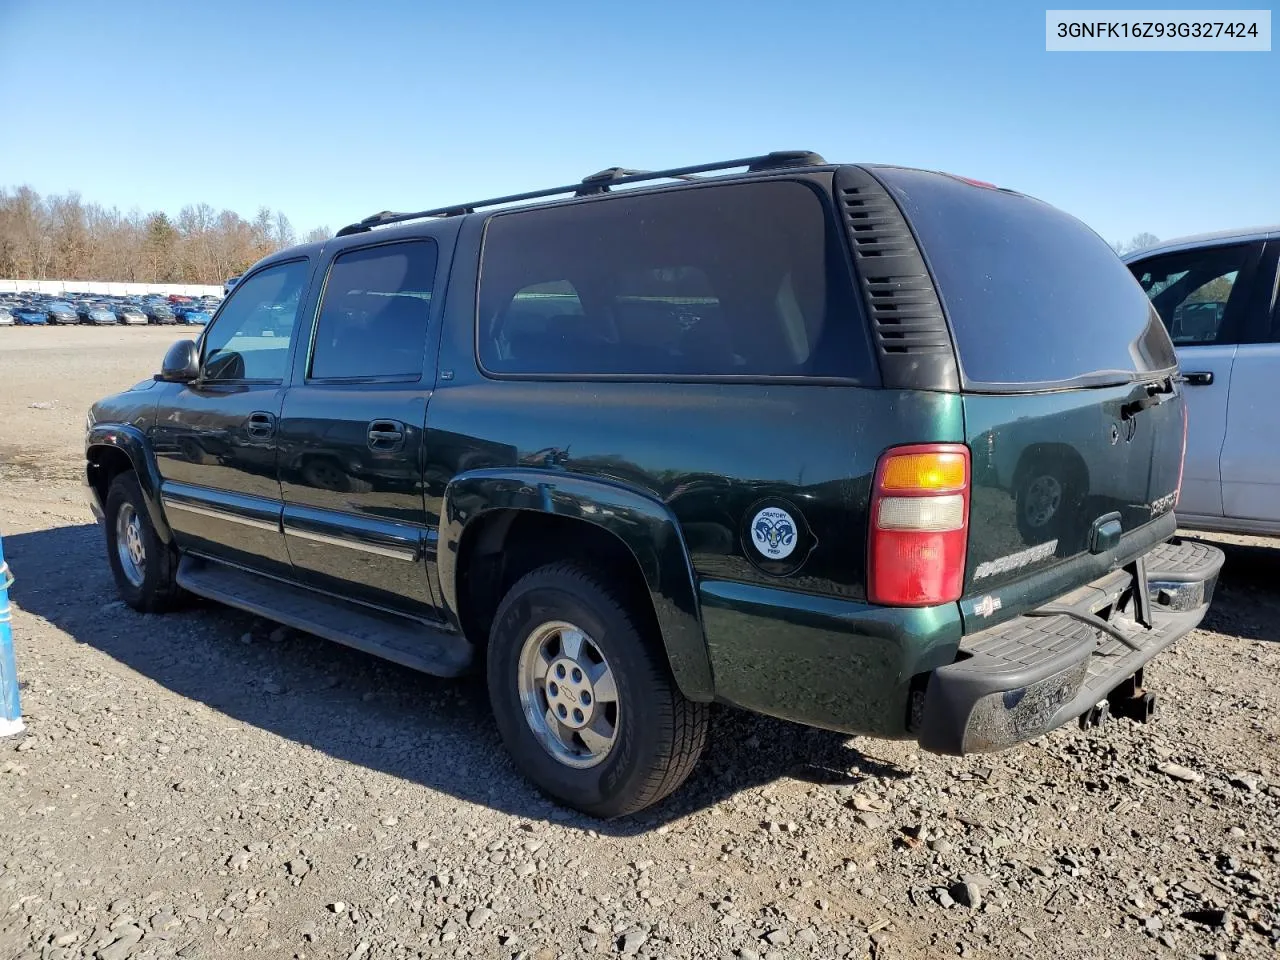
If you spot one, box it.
[1113,232,1161,256]
[274,211,295,249]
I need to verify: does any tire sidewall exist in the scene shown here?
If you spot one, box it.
[488,574,669,818]
[104,475,166,610]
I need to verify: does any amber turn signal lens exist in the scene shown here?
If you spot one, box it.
[878,452,967,492]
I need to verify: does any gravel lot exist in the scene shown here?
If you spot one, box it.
[1,327,1278,960]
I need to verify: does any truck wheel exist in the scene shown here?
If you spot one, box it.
[1016,472,1063,538]
[487,562,708,818]
[104,473,183,613]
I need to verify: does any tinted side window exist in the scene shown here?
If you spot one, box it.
[1270,246,1280,343]
[310,240,438,380]
[203,259,309,382]
[1129,244,1255,347]
[477,181,873,380]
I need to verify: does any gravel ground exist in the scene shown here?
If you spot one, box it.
[1,327,1278,960]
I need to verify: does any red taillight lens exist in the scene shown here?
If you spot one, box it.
[1175,401,1188,507]
[868,443,970,607]
[948,174,998,189]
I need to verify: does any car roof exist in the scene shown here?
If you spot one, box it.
[1124,225,1280,261]
[265,156,1035,266]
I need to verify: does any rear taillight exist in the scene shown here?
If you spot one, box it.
[1175,401,1188,507]
[868,443,971,607]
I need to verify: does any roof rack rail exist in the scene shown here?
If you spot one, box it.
[574,166,709,197]
[334,150,826,237]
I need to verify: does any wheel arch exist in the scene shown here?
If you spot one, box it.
[1011,441,1091,494]
[86,423,173,544]
[438,469,714,701]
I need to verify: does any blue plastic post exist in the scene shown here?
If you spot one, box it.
[0,533,23,737]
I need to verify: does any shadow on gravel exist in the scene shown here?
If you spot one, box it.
[3,522,908,834]
[1187,535,1280,644]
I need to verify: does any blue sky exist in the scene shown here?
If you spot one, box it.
[0,0,1275,245]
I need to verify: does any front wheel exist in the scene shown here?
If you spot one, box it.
[104,473,183,612]
[487,562,709,818]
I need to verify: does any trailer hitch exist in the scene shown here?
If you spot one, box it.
[1106,668,1159,723]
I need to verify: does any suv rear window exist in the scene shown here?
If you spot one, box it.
[875,167,1177,389]
[477,180,874,381]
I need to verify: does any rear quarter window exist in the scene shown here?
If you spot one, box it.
[476,180,876,381]
[874,167,1177,389]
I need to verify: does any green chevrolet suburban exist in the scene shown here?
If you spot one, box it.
[85,152,1223,817]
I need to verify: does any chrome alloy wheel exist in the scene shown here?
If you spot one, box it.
[115,502,146,587]
[517,620,619,769]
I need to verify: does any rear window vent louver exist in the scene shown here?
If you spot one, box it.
[834,167,959,391]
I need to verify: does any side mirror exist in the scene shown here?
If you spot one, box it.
[158,339,200,382]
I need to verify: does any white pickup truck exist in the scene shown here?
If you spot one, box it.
[1125,227,1280,536]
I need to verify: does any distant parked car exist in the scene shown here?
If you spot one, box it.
[11,304,48,325]
[79,304,119,326]
[1124,225,1280,536]
[224,275,241,296]
[0,306,13,326]
[146,302,177,325]
[175,306,211,325]
[45,301,78,325]
[116,305,148,325]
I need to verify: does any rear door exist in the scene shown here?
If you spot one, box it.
[1219,240,1280,523]
[870,167,1183,611]
[153,258,312,577]
[1127,241,1265,521]
[276,237,443,620]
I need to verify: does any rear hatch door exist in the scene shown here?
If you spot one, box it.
[872,167,1184,625]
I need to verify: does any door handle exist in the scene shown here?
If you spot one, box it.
[245,411,276,439]
[1181,371,1215,386]
[368,420,406,449]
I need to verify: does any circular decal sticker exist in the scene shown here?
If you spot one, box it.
[750,506,799,560]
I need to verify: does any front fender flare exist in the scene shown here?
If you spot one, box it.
[87,423,173,544]
[439,468,714,701]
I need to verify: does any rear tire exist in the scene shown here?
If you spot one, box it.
[104,473,183,613]
[487,562,708,818]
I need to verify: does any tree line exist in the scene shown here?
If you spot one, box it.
[2,182,1163,285]
[0,185,329,285]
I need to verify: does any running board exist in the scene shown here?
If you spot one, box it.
[176,556,473,677]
